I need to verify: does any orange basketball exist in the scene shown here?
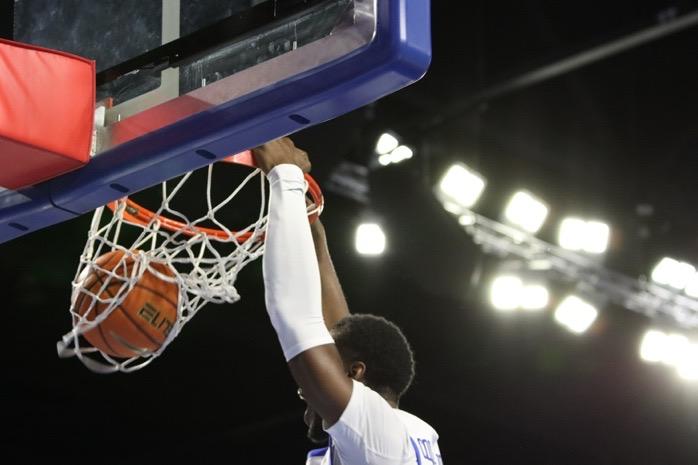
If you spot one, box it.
[73,249,180,359]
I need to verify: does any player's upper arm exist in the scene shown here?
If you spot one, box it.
[326,380,412,465]
[288,343,354,425]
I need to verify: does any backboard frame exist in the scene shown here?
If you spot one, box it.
[0,0,431,244]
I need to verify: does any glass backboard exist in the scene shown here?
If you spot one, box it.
[0,0,431,243]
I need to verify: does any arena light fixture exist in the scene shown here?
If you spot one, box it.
[378,144,414,166]
[554,295,598,334]
[389,145,413,163]
[489,275,550,311]
[489,275,523,311]
[659,333,690,367]
[676,343,698,381]
[378,154,392,166]
[639,329,668,363]
[651,257,696,290]
[355,223,386,256]
[375,132,400,155]
[437,163,486,211]
[503,191,548,234]
[683,272,698,298]
[558,217,585,251]
[558,217,610,254]
[639,329,698,381]
[458,212,476,226]
[520,284,550,310]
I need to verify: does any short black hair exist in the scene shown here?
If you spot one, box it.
[331,314,415,400]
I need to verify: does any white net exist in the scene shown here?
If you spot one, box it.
[57,161,322,373]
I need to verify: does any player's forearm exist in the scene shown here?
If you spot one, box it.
[262,165,334,361]
[311,220,350,329]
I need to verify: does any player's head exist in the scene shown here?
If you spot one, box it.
[331,313,415,403]
[303,314,415,444]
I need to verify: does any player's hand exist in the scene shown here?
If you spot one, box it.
[252,137,311,174]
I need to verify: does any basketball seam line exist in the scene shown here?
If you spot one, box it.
[75,284,119,355]
[95,251,133,357]
[95,267,163,354]
[93,275,146,356]
[77,251,124,356]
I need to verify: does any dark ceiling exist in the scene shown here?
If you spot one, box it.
[2,1,698,464]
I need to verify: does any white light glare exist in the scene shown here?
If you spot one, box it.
[558,218,610,254]
[375,133,399,155]
[504,191,548,234]
[685,272,698,298]
[438,164,486,210]
[378,145,414,166]
[389,145,413,163]
[676,343,698,381]
[378,154,392,166]
[554,295,598,334]
[640,329,668,363]
[651,257,696,290]
[661,333,690,367]
[355,223,386,256]
[458,213,476,226]
[640,330,698,382]
[489,276,549,311]
[639,329,690,366]
[520,285,549,310]
[490,276,523,311]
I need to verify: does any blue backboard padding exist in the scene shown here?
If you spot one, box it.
[0,0,431,244]
[0,185,76,242]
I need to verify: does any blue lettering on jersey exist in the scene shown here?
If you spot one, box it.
[410,437,443,465]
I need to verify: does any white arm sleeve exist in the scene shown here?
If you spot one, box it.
[263,164,334,361]
[326,380,412,465]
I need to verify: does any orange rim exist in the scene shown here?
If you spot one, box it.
[106,151,324,242]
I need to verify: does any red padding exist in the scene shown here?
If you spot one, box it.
[0,38,95,190]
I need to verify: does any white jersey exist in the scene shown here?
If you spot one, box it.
[306,381,443,465]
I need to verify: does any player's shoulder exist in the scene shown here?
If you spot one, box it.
[395,408,439,439]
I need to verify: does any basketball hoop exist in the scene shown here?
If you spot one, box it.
[58,152,324,373]
[107,151,323,242]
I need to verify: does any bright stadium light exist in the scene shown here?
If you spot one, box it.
[503,191,548,234]
[639,329,668,363]
[660,333,690,366]
[558,218,610,254]
[377,143,414,166]
[554,295,598,334]
[489,276,549,311]
[685,272,698,298]
[670,262,695,289]
[520,284,550,310]
[441,201,463,215]
[651,257,696,290]
[437,163,486,210]
[375,132,399,155]
[639,330,698,381]
[458,212,476,226]
[378,153,392,166]
[355,223,386,256]
[558,217,586,251]
[389,145,413,163]
[676,343,698,381]
[490,276,523,311]
[585,221,611,254]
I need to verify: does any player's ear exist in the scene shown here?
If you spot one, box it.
[348,361,366,382]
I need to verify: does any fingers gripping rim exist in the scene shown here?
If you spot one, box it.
[105,150,324,241]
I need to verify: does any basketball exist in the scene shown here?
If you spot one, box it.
[73,250,180,359]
